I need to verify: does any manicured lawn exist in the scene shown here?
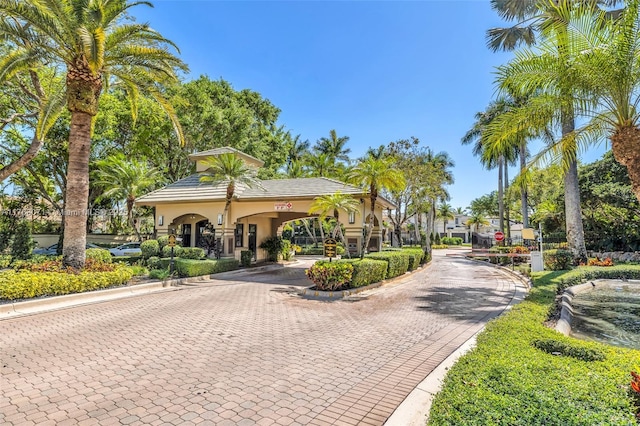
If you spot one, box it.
[428,266,640,425]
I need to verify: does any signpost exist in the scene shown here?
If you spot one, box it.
[494,231,505,242]
[323,238,337,261]
[168,234,177,274]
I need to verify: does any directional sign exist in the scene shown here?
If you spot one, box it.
[324,238,337,258]
[494,231,505,242]
[168,234,177,247]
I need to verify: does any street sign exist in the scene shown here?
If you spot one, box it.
[494,231,505,242]
[168,234,177,247]
[324,238,337,259]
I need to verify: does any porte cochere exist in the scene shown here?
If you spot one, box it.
[136,147,395,262]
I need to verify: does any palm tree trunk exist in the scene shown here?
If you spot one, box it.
[62,111,92,269]
[498,156,505,234]
[519,141,529,228]
[612,126,640,203]
[301,219,316,245]
[220,199,231,256]
[505,165,511,240]
[362,194,377,255]
[562,110,587,262]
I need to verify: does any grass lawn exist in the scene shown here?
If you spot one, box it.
[428,265,640,425]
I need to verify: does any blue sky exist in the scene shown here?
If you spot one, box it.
[136,0,607,210]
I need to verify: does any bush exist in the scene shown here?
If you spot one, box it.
[434,233,441,245]
[157,235,170,251]
[300,247,324,255]
[146,256,162,269]
[140,239,160,259]
[260,236,284,261]
[442,237,463,246]
[0,267,134,300]
[340,258,387,287]
[544,249,574,270]
[162,245,184,258]
[366,251,410,278]
[10,221,35,260]
[427,266,640,426]
[305,261,353,291]
[240,250,253,267]
[85,248,112,264]
[179,247,205,260]
[431,244,449,250]
[129,265,148,277]
[281,239,292,261]
[0,254,12,268]
[174,258,239,278]
[149,268,170,280]
[111,256,141,265]
[587,257,614,267]
[402,248,424,271]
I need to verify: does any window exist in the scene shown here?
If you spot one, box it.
[158,215,163,226]
[235,224,244,247]
[348,211,356,224]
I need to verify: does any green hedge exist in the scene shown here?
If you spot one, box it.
[366,251,410,278]
[179,247,205,260]
[140,240,159,259]
[174,258,239,278]
[544,249,575,270]
[401,248,424,270]
[86,248,112,263]
[427,265,640,425]
[161,245,184,258]
[0,267,134,300]
[340,258,387,287]
[111,255,142,265]
[305,261,353,291]
[241,250,253,267]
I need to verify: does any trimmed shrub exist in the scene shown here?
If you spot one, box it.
[162,245,184,258]
[179,247,205,260]
[140,239,159,259]
[10,221,35,260]
[174,258,239,278]
[431,244,448,250]
[544,249,574,271]
[146,256,162,269]
[305,261,353,291]
[281,239,292,261]
[260,236,284,261]
[532,338,605,362]
[402,248,424,271]
[85,248,112,264]
[300,247,324,255]
[157,235,170,251]
[111,256,141,265]
[442,237,463,246]
[149,268,170,280]
[340,258,387,287]
[240,250,253,267]
[366,251,410,278]
[0,267,134,300]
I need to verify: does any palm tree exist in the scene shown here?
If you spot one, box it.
[466,213,490,234]
[314,129,351,164]
[199,153,264,254]
[437,203,455,238]
[455,207,467,215]
[94,155,161,241]
[0,0,187,269]
[308,191,359,256]
[287,134,310,166]
[349,156,405,256]
[305,152,334,177]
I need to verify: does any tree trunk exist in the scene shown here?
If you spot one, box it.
[498,156,504,234]
[611,125,640,203]
[127,197,141,241]
[561,110,587,262]
[505,164,511,240]
[362,193,377,256]
[0,135,44,182]
[62,111,92,269]
[301,219,316,245]
[520,141,529,228]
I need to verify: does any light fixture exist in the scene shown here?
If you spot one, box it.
[217,213,223,225]
[158,215,163,226]
[348,211,355,224]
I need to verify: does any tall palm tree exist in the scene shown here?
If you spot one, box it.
[287,134,310,166]
[349,156,405,256]
[0,0,187,269]
[466,213,490,234]
[305,152,334,177]
[199,153,264,254]
[94,155,161,240]
[308,191,359,256]
[437,203,455,238]
[314,129,351,164]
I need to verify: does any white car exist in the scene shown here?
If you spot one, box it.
[109,242,142,257]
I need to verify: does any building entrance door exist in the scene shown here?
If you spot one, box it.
[248,224,257,260]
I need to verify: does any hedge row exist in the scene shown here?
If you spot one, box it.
[340,258,388,287]
[366,251,411,278]
[427,265,640,425]
[174,258,239,278]
[0,267,134,300]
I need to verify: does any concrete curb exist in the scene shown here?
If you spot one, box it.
[384,256,530,426]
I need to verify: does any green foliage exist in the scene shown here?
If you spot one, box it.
[553,265,640,293]
[299,247,324,255]
[431,244,449,250]
[129,265,148,277]
[402,248,425,270]
[366,251,410,278]
[339,258,387,287]
[174,258,239,278]
[532,338,605,362]
[140,240,160,259]
[149,268,171,280]
[85,248,112,264]
[0,255,11,268]
[427,267,640,426]
[544,249,574,271]
[157,236,170,251]
[0,267,134,300]
[259,236,285,262]
[146,256,162,269]
[305,261,354,291]
[162,245,184,258]
[281,239,292,261]
[179,247,205,260]
[442,237,463,245]
[240,250,253,267]
[434,233,441,245]
[10,221,35,260]
[111,256,141,265]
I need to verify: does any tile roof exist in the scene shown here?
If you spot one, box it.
[137,176,395,208]
[188,147,264,166]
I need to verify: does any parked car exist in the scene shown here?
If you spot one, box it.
[108,242,142,257]
[33,242,100,256]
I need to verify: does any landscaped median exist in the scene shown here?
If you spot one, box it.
[427,265,640,425]
[304,247,430,295]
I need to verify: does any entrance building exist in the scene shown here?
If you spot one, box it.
[136,147,395,262]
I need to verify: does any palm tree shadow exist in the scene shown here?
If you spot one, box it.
[414,285,514,322]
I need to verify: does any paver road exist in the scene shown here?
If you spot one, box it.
[1,250,520,425]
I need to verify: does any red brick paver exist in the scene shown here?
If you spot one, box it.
[1,251,518,425]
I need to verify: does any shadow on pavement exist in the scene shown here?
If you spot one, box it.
[414,285,513,320]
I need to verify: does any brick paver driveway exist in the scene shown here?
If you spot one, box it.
[1,250,520,425]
